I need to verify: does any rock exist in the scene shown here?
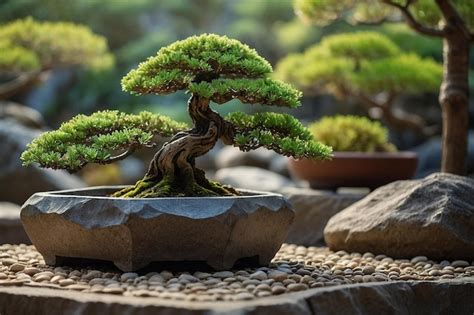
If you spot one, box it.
[213,166,296,192]
[279,187,364,246]
[21,186,294,271]
[0,202,30,244]
[413,131,474,178]
[213,271,233,279]
[269,155,291,177]
[232,292,255,301]
[9,263,25,272]
[0,120,85,205]
[216,146,277,169]
[324,173,474,260]
[268,270,288,282]
[249,271,267,281]
[0,102,45,129]
[287,283,308,292]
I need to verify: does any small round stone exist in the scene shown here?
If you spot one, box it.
[287,283,308,292]
[9,263,25,272]
[362,266,375,275]
[451,260,469,268]
[213,271,234,278]
[249,271,267,281]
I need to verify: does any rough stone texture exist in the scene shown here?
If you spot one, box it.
[1,243,474,314]
[0,279,472,315]
[214,167,297,192]
[324,173,474,260]
[0,120,85,204]
[280,187,365,246]
[0,202,30,244]
[20,187,294,271]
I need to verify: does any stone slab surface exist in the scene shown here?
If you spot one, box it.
[280,187,364,246]
[0,278,472,315]
[0,202,29,244]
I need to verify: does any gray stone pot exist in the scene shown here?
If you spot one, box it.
[20,186,294,272]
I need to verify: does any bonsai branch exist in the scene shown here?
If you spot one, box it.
[381,0,445,37]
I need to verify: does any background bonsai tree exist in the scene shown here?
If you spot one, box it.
[275,32,442,136]
[21,34,332,197]
[0,17,113,101]
[309,115,397,152]
[292,0,473,175]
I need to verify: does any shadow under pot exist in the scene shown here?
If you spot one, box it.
[288,152,418,190]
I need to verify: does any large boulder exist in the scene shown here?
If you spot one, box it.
[0,120,85,205]
[324,173,474,260]
[281,187,365,246]
[213,166,297,192]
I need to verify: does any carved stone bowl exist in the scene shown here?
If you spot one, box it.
[20,187,294,272]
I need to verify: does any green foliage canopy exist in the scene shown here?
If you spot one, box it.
[294,0,474,32]
[21,111,187,172]
[227,111,332,159]
[275,31,442,97]
[309,115,396,152]
[0,17,113,72]
[122,34,302,108]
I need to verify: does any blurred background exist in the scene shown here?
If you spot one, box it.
[0,0,473,206]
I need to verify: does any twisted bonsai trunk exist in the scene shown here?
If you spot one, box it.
[113,94,238,197]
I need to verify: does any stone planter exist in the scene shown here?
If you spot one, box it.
[20,186,294,272]
[288,152,418,189]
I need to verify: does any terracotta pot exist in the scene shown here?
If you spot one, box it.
[288,152,418,190]
[20,187,294,271]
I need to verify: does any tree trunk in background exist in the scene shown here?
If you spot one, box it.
[439,32,470,175]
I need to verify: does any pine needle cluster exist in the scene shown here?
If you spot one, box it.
[21,111,187,171]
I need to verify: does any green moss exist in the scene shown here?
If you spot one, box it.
[309,115,397,152]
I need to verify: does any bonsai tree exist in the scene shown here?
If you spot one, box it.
[309,115,397,152]
[0,17,113,101]
[21,34,332,197]
[275,31,442,136]
[292,0,473,175]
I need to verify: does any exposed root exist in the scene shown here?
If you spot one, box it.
[112,170,239,198]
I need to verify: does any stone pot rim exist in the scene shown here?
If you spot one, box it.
[28,186,284,201]
[292,151,418,161]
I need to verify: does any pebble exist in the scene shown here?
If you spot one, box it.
[250,271,267,281]
[362,266,375,275]
[451,260,469,268]
[287,283,308,292]
[0,244,471,302]
[213,271,234,278]
[120,273,138,282]
[9,263,25,272]
[23,267,41,276]
[59,279,76,287]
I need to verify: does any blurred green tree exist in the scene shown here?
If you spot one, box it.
[275,32,442,136]
[293,0,474,175]
[0,17,113,101]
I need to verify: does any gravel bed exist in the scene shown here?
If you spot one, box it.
[0,244,473,301]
